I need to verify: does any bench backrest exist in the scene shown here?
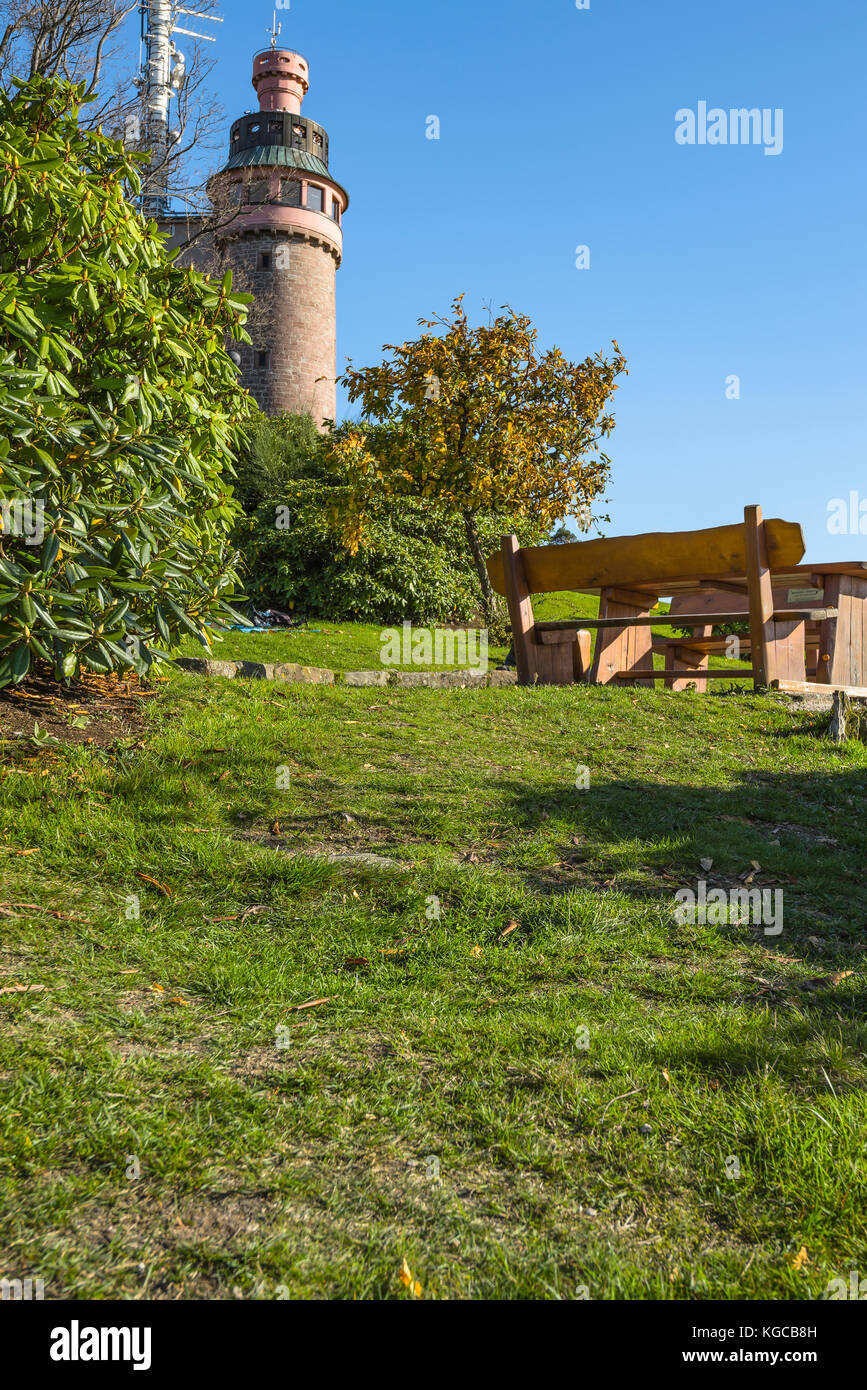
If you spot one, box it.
[486,518,805,597]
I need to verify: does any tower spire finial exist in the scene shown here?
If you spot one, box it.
[268,9,282,48]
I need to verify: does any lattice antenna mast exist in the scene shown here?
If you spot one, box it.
[137,2,223,217]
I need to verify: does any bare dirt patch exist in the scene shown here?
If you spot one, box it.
[230,1030,407,1082]
[0,670,159,750]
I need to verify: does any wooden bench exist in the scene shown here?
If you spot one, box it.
[486,506,867,695]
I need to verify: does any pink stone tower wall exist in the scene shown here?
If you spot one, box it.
[204,46,348,428]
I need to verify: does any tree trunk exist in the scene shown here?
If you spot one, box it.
[462,508,500,624]
[829,689,850,743]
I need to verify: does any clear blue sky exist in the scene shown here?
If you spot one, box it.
[162,0,866,561]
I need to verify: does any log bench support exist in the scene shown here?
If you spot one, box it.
[501,535,592,685]
[664,626,712,692]
[814,575,867,687]
[590,588,656,686]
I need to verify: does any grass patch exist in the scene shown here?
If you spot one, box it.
[1,657,864,1299]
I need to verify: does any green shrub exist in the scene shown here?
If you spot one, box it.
[0,77,255,687]
[233,414,545,624]
[231,411,321,515]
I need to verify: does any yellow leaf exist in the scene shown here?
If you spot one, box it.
[790,1246,809,1271]
[470,945,483,958]
[398,1258,422,1297]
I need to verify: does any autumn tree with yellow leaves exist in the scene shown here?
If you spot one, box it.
[330,296,627,622]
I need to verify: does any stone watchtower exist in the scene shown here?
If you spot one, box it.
[206,43,348,426]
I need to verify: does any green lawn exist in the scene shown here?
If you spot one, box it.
[175,592,602,670]
[178,593,752,685]
[2,660,860,1300]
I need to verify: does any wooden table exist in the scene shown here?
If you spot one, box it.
[572,562,867,693]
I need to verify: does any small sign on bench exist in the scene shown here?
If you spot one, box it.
[787,587,824,604]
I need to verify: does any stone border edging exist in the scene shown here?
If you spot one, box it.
[173,657,518,688]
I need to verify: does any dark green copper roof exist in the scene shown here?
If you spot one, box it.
[223,145,326,177]
[219,145,348,206]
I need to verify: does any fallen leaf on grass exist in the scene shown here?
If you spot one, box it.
[290,997,332,1011]
[398,1258,422,1298]
[470,945,483,958]
[13,848,40,857]
[343,957,370,970]
[269,820,281,835]
[0,983,47,995]
[789,1247,809,1271]
[800,971,854,992]
[498,920,519,940]
[0,902,90,923]
[661,1068,671,1087]
[240,906,269,922]
[136,873,172,897]
[169,996,190,1006]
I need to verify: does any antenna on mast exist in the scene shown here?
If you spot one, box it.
[137,1,223,219]
[268,10,282,48]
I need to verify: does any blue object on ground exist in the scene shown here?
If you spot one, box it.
[226,624,326,633]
